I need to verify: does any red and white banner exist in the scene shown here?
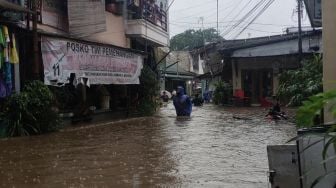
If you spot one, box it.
[41,36,143,85]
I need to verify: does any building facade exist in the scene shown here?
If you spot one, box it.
[0,0,169,116]
[193,30,322,105]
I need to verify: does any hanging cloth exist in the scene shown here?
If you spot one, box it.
[3,47,9,63]
[2,26,10,44]
[10,34,19,64]
[0,50,3,69]
[3,61,12,96]
[0,27,5,48]
[0,75,6,98]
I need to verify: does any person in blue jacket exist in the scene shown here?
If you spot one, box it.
[173,86,192,116]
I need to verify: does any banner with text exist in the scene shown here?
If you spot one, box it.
[41,36,143,85]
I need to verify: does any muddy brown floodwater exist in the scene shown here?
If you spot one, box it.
[0,104,297,188]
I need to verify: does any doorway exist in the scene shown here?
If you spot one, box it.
[242,69,273,104]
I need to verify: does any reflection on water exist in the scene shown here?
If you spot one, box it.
[0,103,296,187]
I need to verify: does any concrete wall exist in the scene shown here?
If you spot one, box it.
[323,0,336,122]
[167,51,192,72]
[126,19,169,47]
[87,12,128,48]
[38,12,129,48]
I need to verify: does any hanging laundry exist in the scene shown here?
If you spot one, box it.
[3,47,9,62]
[2,26,10,44]
[4,61,12,95]
[0,75,6,98]
[0,26,5,47]
[10,34,19,64]
[0,50,3,69]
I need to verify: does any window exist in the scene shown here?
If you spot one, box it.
[106,0,123,15]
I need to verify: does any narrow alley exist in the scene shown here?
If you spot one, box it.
[0,104,296,188]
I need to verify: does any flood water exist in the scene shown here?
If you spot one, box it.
[0,104,296,188]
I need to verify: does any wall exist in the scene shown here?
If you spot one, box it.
[38,12,128,48]
[87,12,128,48]
[167,51,192,72]
[323,0,336,122]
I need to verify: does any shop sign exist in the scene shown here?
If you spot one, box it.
[41,36,143,85]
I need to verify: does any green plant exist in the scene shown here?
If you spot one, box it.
[213,81,233,105]
[137,65,160,116]
[170,28,223,51]
[0,80,60,137]
[278,55,323,106]
[24,81,60,133]
[296,89,336,187]
[2,93,38,136]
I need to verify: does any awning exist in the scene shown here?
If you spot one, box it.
[0,0,34,14]
[165,74,194,80]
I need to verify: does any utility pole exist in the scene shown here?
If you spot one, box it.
[297,0,303,62]
[31,0,39,79]
[199,17,205,45]
[217,0,219,37]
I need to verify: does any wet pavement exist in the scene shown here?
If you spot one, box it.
[0,104,297,188]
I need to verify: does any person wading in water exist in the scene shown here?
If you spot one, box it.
[173,86,192,116]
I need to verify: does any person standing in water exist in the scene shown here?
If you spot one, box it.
[173,86,192,116]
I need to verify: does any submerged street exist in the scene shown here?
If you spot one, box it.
[0,104,296,188]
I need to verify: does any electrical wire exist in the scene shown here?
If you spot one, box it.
[220,0,268,37]
[169,0,239,23]
[169,22,283,37]
[231,0,276,39]
[170,6,221,20]
[169,0,214,13]
[167,0,176,11]
[171,20,299,27]
[222,0,254,26]
[219,0,244,24]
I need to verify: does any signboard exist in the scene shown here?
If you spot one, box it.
[68,0,106,38]
[304,0,322,27]
[41,36,143,85]
[42,0,68,31]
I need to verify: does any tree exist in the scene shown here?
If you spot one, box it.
[170,28,223,51]
[277,55,323,106]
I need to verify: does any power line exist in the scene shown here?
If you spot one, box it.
[231,0,276,39]
[167,0,176,11]
[171,20,299,27]
[223,0,254,26]
[170,0,214,12]
[220,0,268,37]
[169,1,239,23]
[169,23,284,35]
[219,0,244,24]
[170,6,220,20]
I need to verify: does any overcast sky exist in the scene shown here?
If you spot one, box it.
[169,0,311,39]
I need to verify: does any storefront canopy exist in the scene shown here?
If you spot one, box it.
[0,0,34,14]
